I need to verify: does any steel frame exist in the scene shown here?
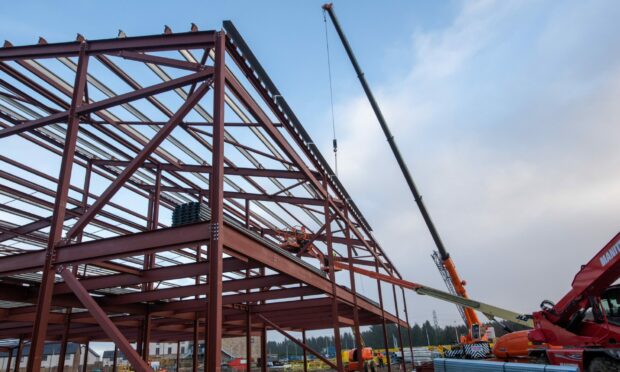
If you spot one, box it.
[0,22,412,372]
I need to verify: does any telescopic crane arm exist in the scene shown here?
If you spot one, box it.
[321,2,479,327]
[333,262,533,328]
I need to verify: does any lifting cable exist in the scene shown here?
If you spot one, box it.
[323,9,339,176]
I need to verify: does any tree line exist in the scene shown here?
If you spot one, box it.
[266,321,528,358]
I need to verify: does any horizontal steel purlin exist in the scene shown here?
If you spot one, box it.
[91,159,322,179]
[221,222,407,327]
[0,274,302,309]
[0,68,214,138]
[0,222,212,275]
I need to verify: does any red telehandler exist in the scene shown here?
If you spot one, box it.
[335,233,620,371]
[494,232,620,371]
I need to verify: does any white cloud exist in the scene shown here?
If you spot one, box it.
[326,0,620,324]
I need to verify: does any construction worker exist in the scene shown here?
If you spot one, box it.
[377,352,385,368]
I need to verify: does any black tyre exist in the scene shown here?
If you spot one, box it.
[588,357,620,372]
[530,353,548,365]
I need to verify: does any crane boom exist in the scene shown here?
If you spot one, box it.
[321,2,479,328]
[333,262,533,328]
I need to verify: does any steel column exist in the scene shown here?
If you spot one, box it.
[323,177,343,372]
[345,208,364,372]
[246,244,252,371]
[82,341,89,372]
[57,310,71,372]
[14,337,22,372]
[142,314,152,361]
[246,310,252,371]
[58,266,153,372]
[260,326,267,372]
[192,317,199,372]
[375,263,391,372]
[26,44,89,372]
[112,347,118,372]
[136,321,144,358]
[244,200,250,229]
[205,30,226,372]
[142,166,160,362]
[301,330,308,372]
[401,288,415,369]
[176,341,180,372]
[5,348,12,372]
[392,285,406,371]
[76,160,92,243]
[193,244,200,372]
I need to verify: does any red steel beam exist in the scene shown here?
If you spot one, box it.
[101,275,298,305]
[323,177,344,372]
[0,68,213,138]
[221,223,407,326]
[65,80,212,239]
[0,206,81,243]
[58,266,153,372]
[26,45,88,372]
[224,39,399,277]
[344,207,364,372]
[138,186,326,206]
[52,258,259,295]
[91,159,316,179]
[0,26,412,348]
[257,313,337,369]
[0,260,258,307]
[401,287,416,369]
[114,50,204,71]
[149,287,321,315]
[0,31,216,60]
[206,31,226,372]
[392,284,407,371]
[0,222,212,275]
[262,229,375,248]
[375,262,392,372]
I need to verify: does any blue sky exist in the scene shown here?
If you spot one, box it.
[2,0,620,349]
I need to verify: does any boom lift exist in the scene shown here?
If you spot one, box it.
[321,2,488,349]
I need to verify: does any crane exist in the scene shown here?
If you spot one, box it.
[321,2,482,340]
[332,261,532,329]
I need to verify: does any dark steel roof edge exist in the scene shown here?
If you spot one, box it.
[0,30,218,51]
[222,20,372,232]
